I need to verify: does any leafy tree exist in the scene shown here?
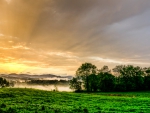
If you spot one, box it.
[113,65,144,91]
[0,77,9,88]
[143,67,150,90]
[114,76,126,91]
[143,67,150,74]
[69,77,82,91]
[76,63,97,91]
[98,65,111,73]
[69,63,150,92]
[88,74,99,91]
[97,72,115,91]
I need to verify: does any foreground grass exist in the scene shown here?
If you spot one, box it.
[0,88,150,112]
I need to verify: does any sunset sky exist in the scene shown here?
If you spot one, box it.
[0,0,150,75]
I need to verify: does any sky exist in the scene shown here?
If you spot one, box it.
[0,0,150,75]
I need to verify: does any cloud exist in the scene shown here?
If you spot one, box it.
[0,33,4,37]
[0,44,30,50]
[1,0,150,75]
[89,56,150,65]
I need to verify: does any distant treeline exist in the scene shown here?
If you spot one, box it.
[27,80,69,85]
[70,63,150,92]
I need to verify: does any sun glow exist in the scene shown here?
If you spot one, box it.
[0,62,29,74]
[5,0,11,4]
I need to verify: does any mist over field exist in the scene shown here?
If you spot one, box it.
[13,83,72,92]
[0,73,73,91]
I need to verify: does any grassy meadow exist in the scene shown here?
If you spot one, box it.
[0,88,150,113]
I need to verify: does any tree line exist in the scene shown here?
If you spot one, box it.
[69,63,150,92]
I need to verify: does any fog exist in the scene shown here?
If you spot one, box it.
[13,83,72,92]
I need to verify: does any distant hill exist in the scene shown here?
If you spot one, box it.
[0,74,73,82]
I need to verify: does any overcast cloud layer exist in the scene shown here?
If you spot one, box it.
[0,0,150,75]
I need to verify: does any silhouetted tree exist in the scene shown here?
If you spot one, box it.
[69,77,82,91]
[76,63,97,91]
[113,65,144,91]
[97,72,115,91]
[69,63,150,92]
[0,77,9,88]
[88,74,99,91]
[143,67,150,90]
[98,65,111,73]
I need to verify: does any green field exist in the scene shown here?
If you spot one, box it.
[0,88,150,113]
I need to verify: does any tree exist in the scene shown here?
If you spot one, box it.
[113,65,144,91]
[97,72,115,91]
[143,67,150,90]
[76,63,97,91]
[88,74,98,91]
[0,77,9,88]
[98,65,111,73]
[69,77,82,91]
